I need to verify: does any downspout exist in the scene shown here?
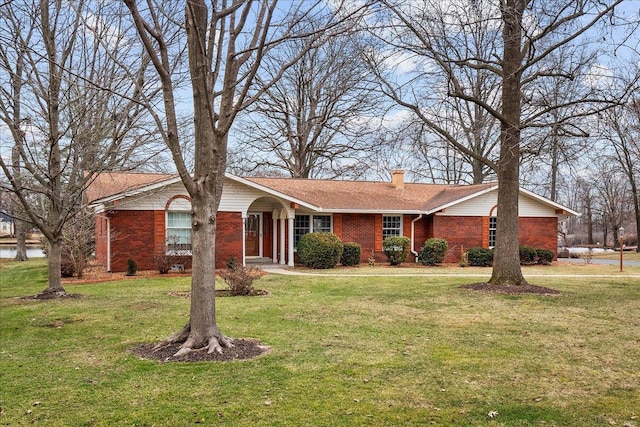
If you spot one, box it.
[242,213,247,267]
[411,214,423,262]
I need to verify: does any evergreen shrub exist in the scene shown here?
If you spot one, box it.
[341,242,362,266]
[382,236,411,266]
[519,245,537,265]
[467,247,494,267]
[418,238,448,266]
[535,248,554,265]
[297,232,344,269]
[126,258,138,276]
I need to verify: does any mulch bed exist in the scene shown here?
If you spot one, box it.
[131,339,270,363]
[460,282,561,295]
[21,291,83,300]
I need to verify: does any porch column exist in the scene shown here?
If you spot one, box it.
[279,209,287,265]
[106,216,111,273]
[272,209,279,263]
[287,216,294,267]
[241,214,247,266]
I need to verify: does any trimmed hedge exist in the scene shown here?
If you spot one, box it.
[341,242,362,266]
[297,232,344,269]
[383,236,411,266]
[467,247,494,267]
[418,238,448,266]
[519,245,537,265]
[536,248,554,265]
[466,246,555,267]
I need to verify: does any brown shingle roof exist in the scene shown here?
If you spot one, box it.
[247,177,495,212]
[85,172,497,213]
[84,171,176,204]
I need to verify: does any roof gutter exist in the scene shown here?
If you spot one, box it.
[410,214,423,261]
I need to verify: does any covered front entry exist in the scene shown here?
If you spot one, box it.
[244,197,295,267]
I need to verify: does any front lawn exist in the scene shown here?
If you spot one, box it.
[1,259,639,426]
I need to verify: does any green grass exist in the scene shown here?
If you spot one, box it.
[1,259,639,426]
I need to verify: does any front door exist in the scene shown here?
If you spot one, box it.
[245,213,261,257]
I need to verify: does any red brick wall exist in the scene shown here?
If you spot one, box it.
[97,210,559,270]
[108,210,158,272]
[215,212,244,268]
[101,210,244,272]
[413,216,430,261]
[430,215,558,263]
[341,213,378,262]
[520,217,558,255]
[432,216,484,263]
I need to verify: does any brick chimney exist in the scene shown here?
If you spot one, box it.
[391,169,405,190]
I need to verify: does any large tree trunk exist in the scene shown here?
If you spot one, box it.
[489,0,528,286]
[153,0,232,356]
[13,219,29,261]
[42,237,66,296]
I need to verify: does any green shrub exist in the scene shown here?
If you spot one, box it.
[126,258,138,276]
[519,245,537,265]
[536,248,554,265]
[297,232,344,269]
[382,236,411,266]
[418,238,448,266]
[341,242,361,266]
[467,247,494,267]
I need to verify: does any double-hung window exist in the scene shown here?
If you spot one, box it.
[488,217,497,248]
[293,214,332,248]
[382,215,402,239]
[167,211,192,255]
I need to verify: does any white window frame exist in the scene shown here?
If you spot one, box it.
[166,211,192,255]
[293,214,333,249]
[382,215,402,239]
[489,216,497,249]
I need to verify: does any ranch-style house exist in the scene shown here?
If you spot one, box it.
[85,170,578,272]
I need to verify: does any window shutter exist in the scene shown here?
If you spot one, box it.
[375,214,383,251]
[154,211,165,254]
[481,216,489,248]
[333,213,342,239]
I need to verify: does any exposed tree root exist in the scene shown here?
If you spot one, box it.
[152,323,234,357]
[152,325,191,352]
[34,289,70,299]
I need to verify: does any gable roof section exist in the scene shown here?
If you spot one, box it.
[84,171,176,204]
[246,177,496,213]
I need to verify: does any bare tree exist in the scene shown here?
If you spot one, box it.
[123,0,362,356]
[232,21,379,179]
[0,1,159,296]
[365,0,503,185]
[369,0,634,286]
[594,164,632,248]
[603,99,640,251]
